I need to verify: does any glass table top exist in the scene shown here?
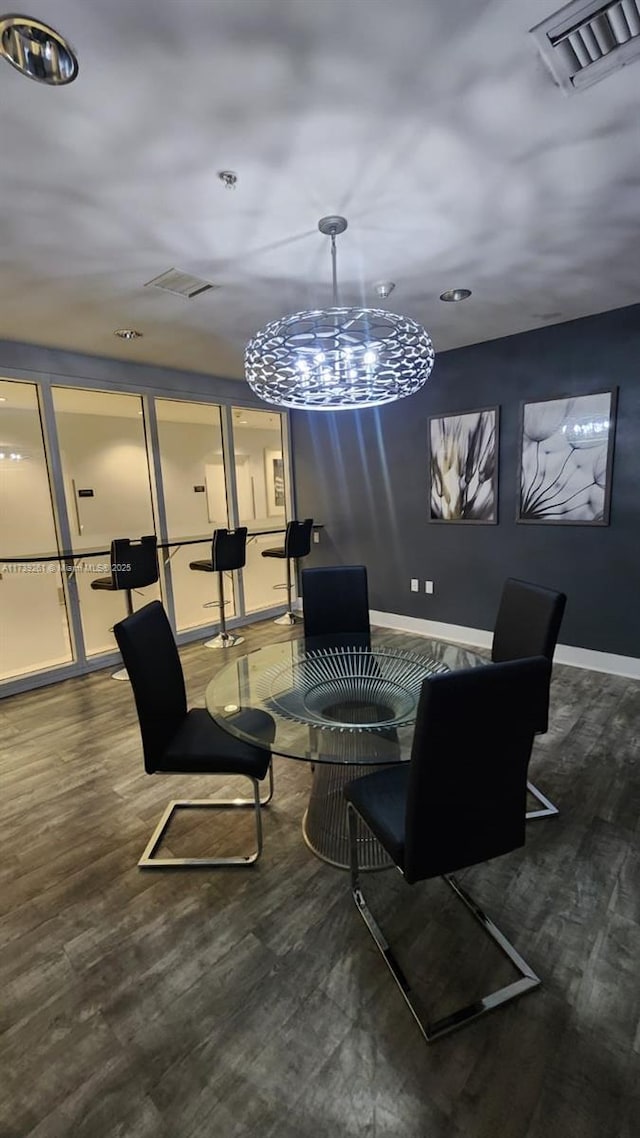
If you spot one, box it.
[206,632,486,766]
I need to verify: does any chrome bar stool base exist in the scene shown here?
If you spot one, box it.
[204,632,245,650]
[273,611,298,626]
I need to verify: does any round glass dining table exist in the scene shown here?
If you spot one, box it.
[206,632,486,869]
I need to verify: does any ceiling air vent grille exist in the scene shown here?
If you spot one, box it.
[144,268,220,298]
[531,0,640,91]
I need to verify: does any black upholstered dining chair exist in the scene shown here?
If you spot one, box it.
[492,578,567,819]
[189,527,247,649]
[261,518,313,625]
[114,600,274,868]
[344,655,550,1043]
[301,565,370,648]
[91,534,159,680]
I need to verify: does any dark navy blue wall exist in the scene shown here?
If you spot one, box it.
[291,304,640,657]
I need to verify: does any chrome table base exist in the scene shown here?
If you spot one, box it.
[303,761,393,869]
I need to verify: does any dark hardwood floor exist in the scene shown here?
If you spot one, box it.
[1,619,638,1138]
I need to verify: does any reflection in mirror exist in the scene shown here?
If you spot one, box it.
[0,379,73,679]
[52,387,158,656]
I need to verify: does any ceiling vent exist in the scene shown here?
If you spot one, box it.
[144,268,220,298]
[531,0,640,92]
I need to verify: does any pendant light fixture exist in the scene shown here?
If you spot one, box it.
[245,217,435,411]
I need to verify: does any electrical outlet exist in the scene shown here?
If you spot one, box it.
[410,578,419,592]
[425,580,434,594]
[313,530,320,543]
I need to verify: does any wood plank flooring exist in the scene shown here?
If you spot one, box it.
[0,620,638,1138]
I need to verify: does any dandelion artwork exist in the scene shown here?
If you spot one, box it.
[429,407,498,522]
[518,391,616,524]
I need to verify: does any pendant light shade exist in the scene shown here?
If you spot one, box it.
[245,218,435,411]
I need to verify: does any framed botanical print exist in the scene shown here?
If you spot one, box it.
[428,406,499,523]
[517,390,617,524]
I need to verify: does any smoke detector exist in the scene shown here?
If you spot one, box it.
[531,0,640,93]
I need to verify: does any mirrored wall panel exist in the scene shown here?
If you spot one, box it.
[231,407,289,613]
[156,399,230,632]
[0,379,73,680]
[52,387,159,656]
[1,381,294,693]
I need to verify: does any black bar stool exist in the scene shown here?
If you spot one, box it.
[189,527,247,649]
[261,517,313,626]
[91,535,159,680]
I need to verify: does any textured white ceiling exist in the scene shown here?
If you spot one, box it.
[0,0,638,383]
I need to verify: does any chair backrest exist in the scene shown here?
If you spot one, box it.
[302,565,370,646]
[113,600,187,774]
[283,518,313,559]
[211,527,247,572]
[403,657,550,885]
[111,535,159,591]
[492,578,566,733]
[492,578,566,663]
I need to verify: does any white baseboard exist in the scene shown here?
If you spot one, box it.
[370,610,640,680]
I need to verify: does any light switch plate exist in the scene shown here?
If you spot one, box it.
[425,580,434,594]
[411,579,419,592]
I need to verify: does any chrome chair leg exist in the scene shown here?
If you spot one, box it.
[139,770,272,868]
[260,760,275,805]
[526,780,559,820]
[347,804,540,1042]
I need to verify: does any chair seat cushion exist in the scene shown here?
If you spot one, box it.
[159,708,274,778]
[261,548,286,558]
[91,576,115,591]
[189,559,214,572]
[344,764,408,869]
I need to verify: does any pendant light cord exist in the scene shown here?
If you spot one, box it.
[330,232,339,306]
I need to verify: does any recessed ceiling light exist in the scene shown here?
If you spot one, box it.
[218,170,238,189]
[114,328,143,340]
[374,281,396,299]
[0,396,6,402]
[0,15,78,84]
[440,288,472,302]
